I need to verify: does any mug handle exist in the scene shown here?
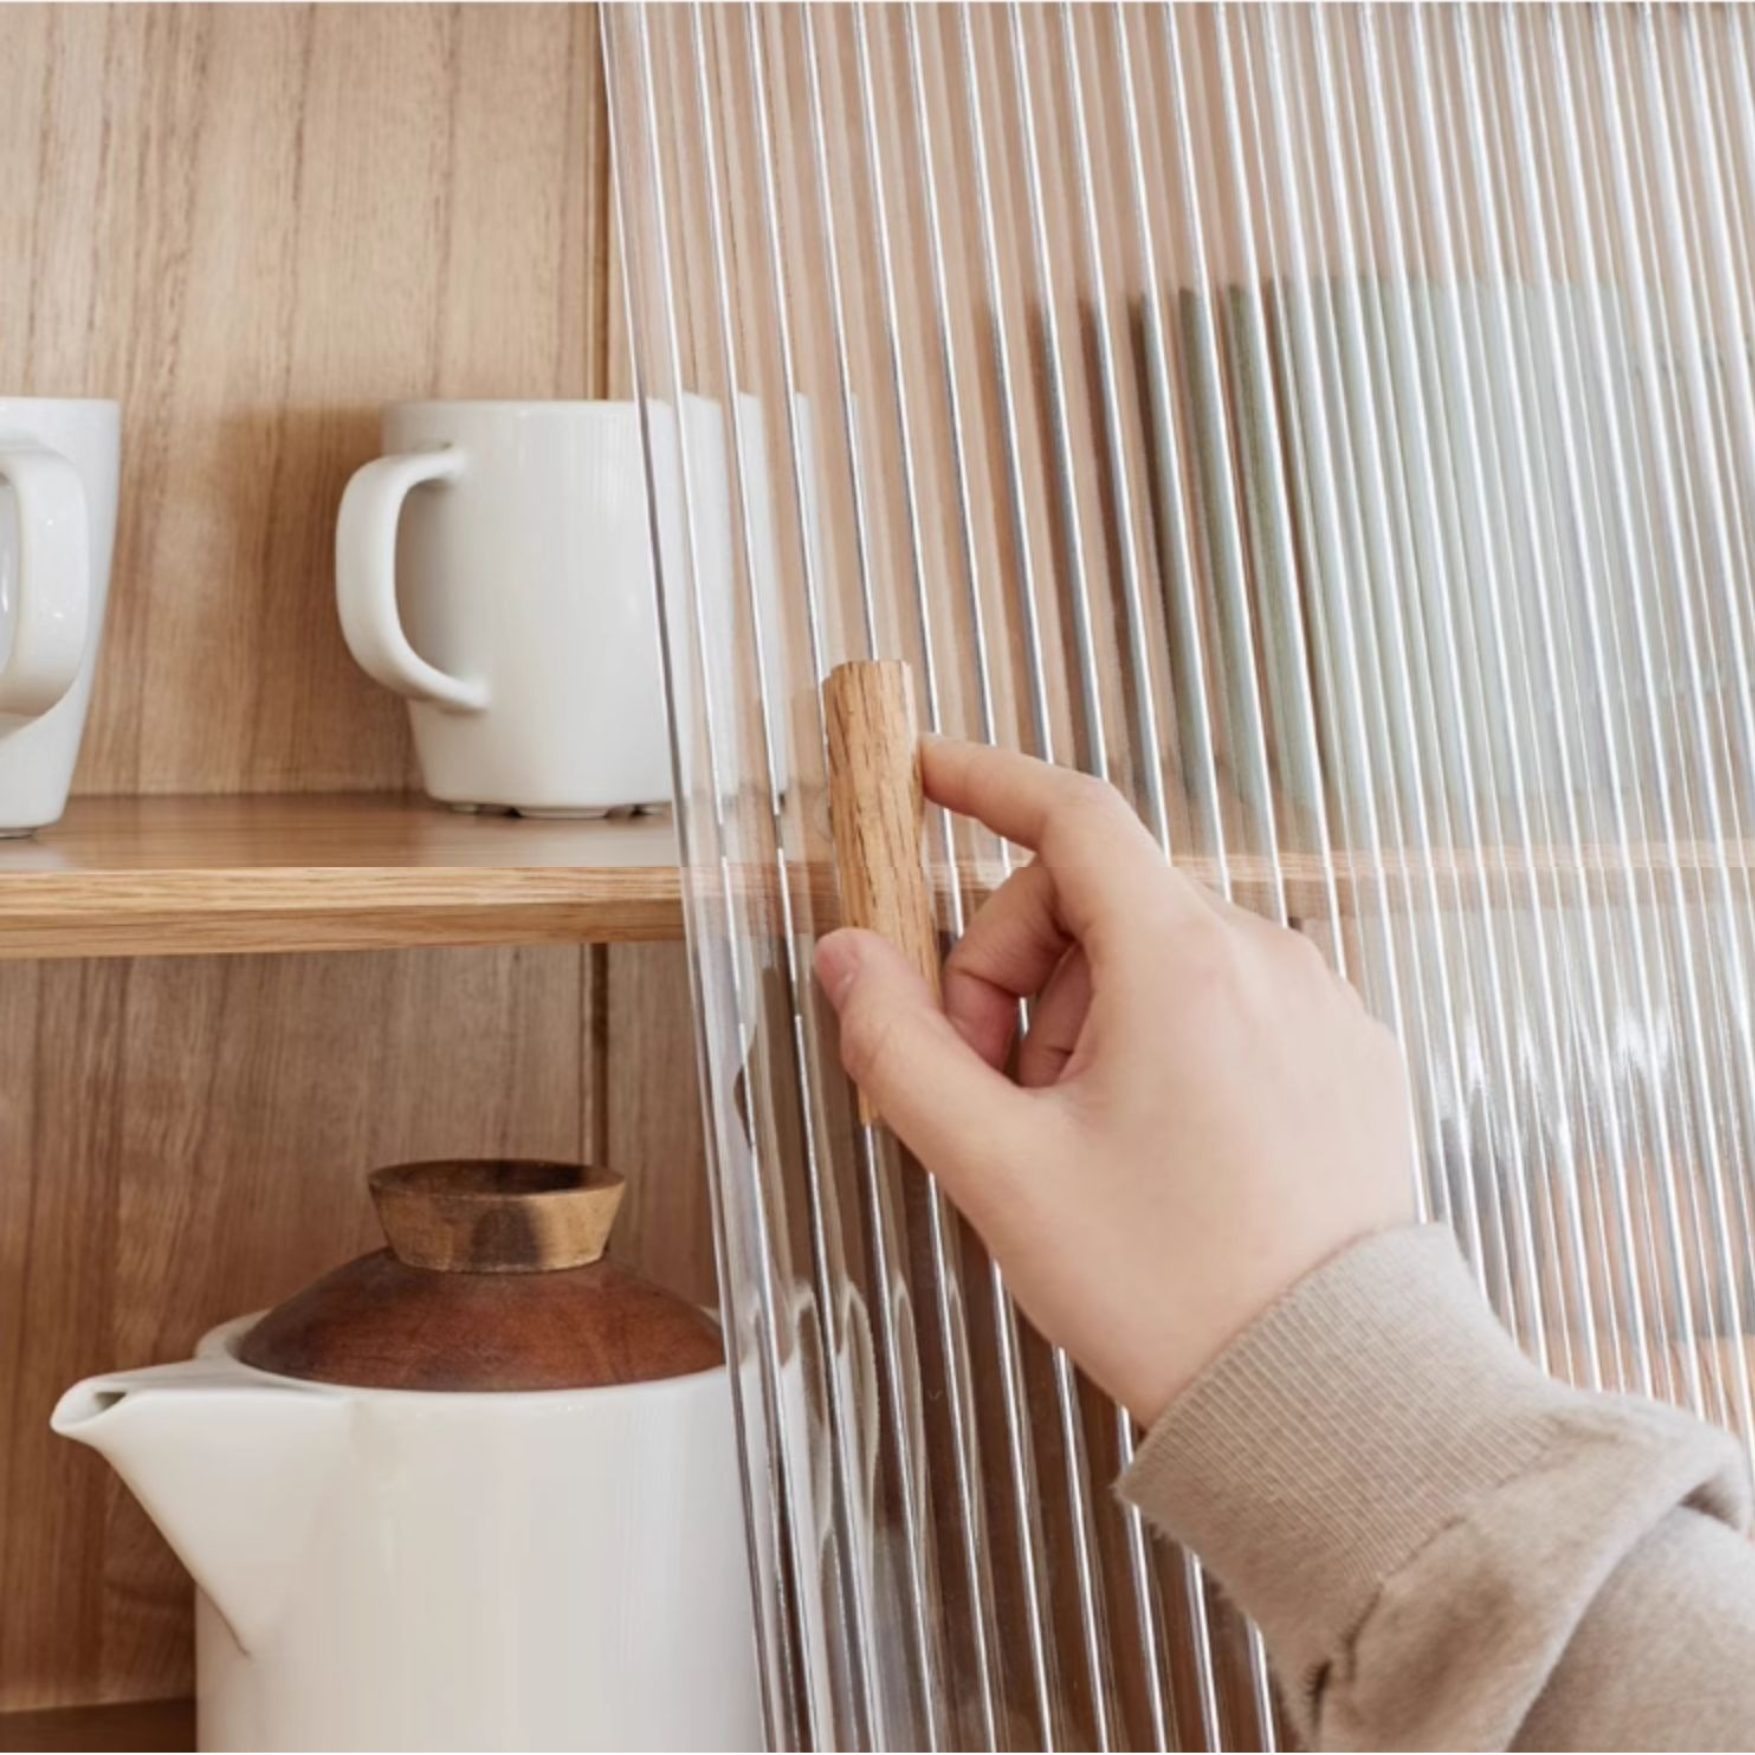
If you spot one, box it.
[335,449,488,712]
[0,441,90,718]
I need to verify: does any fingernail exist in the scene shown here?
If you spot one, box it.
[815,932,860,1004]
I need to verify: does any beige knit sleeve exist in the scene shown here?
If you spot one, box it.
[1118,1225,1755,1751]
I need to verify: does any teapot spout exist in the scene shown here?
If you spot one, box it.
[53,1357,351,1652]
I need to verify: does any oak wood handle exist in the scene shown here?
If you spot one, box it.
[824,660,940,1126]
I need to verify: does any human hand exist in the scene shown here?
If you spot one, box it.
[814,738,1417,1427]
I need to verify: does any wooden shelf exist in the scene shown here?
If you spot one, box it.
[0,1698,192,1752]
[0,795,684,959]
[1225,839,1743,921]
[945,841,1743,924]
[0,796,1730,963]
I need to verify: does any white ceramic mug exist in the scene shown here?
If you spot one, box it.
[0,397,120,835]
[336,401,670,817]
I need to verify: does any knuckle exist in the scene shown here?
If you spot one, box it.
[1281,926,1333,979]
[1159,915,1239,992]
[1062,771,1132,824]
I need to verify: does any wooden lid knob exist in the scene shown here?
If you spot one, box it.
[368,1160,625,1274]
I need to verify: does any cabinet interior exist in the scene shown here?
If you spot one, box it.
[0,5,714,1728]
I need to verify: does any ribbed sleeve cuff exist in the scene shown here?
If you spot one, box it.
[1118,1225,1750,1718]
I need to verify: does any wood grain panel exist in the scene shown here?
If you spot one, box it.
[0,3,612,796]
[594,203,717,1307]
[593,134,718,1332]
[0,792,1724,963]
[0,795,682,958]
[604,942,716,1310]
[0,947,592,1711]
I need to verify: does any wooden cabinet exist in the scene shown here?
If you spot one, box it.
[0,6,710,1732]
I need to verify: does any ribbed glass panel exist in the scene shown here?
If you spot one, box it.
[605,7,1755,1746]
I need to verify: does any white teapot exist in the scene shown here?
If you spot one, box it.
[53,1161,760,1752]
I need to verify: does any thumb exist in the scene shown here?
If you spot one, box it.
[815,927,1024,1188]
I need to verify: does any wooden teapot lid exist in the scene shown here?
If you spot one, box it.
[238,1160,723,1392]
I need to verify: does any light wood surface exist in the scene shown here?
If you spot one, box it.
[1250,837,1755,920]
[0,792,1736,963]
[0,3,613,798]
[603,942,718,1310]
[0,795,683,957]
[825,662,941,1125]
[824,664,942,996]
[799,833,1755,928]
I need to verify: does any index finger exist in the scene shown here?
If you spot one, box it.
[922,737,1206,949]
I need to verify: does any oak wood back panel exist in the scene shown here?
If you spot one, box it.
[0,3,614,795]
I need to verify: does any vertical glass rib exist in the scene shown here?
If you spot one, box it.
[607,6,1755,1744]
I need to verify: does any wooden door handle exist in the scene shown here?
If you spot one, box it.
[823,660,940,1125]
